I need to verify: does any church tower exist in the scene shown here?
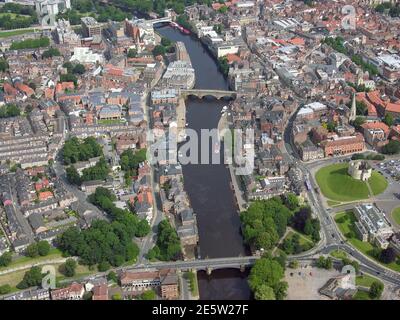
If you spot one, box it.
[349,93,357,122]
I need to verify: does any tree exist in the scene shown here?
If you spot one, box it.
[353,116,366,129]
[283,193,299,211]
[356,101,368,116]
[273,281,288,300]
[0,252,12,267]
[0,59,9,72]
[218,57,229,76]
[254,285,275,300]
[59,258,77,277]
[0,104,21,118]
[127,48,137,58]
[107,271,118,283]
[140,289,157,300]
[66,165,81,186]
[136,219,151,237]
[316,256,332,269]
[369,281,384,299]
[10,37,49,50]
[153,45,166,57]
[382,140,400,155]
[98,261,111,272]
[248,257,284,292]
[288,260,299,269]
[0,284,11,294]
[37,241,50,256]
[25,243,39,258]
[42,47,61,58]
[152,220,182,261]
[161,37,172,47]
[17,266,45,289]
[60,73,78,86]
[379,247,397,264]
[72,63,85,75]
[383,113,394,127]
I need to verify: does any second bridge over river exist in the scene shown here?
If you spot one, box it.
[125,256,259,275]
[181,89,237,100]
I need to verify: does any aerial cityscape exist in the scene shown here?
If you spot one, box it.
[0,0,399,303]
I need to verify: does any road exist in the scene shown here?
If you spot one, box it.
[282,106,400,289]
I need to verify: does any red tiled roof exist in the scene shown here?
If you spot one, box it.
[361,121,390,135]
[385,102,400,113]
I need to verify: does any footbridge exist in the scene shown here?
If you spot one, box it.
[125,256,259,275]
[181,89,237,100]
[149,17,173,25]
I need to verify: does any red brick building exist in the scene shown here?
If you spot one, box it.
[321,134,365,157]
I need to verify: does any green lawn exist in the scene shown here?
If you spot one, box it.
[280,230,314,254]
[0,263,96,293]
[392,207,400,226]
[0,248,64,273]
[327,200,341,207]
[185,271,199,297]
[330,249,348,260]
[315,164,371,202]
[356,275,383,288]
[353,290,371,300]
[0,28,35,38]
[368,171,388,195]
[335,211,400,273]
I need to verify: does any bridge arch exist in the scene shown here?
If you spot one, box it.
[181,89,237,100]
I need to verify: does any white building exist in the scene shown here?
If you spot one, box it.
[70,47,104,64]
[354,204,393,249]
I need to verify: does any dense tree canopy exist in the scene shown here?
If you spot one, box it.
[0,59,9,73]
[57,187,149,266]
[0,252,12,267]
[291,206,320,242]
[248,256,287,300]
[62,137,103,165]
[240,197,293,251]
[59,258,77,277]
[0,4,38,30]
[42,47,61,59]
[369,281,384,299]
[17,266,46,289]
[10,37,49,50]
[147,220,181,261]
[120,148,147,179]
[379,247,397,264]
[382,140,400,155]
[0,104,21,118]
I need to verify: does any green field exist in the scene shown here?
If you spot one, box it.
[330,249,348,260]
[0,248,64,273]
[356,275,383,288]
[327,200,341,207]
[0,263,95,293]
[280,230,314,254]
[335,211,400,273]
[315,163,387,202]
[353,290,371,300]
[369,171,389,195]
[0,28,35,38]
[392,207,400,226]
